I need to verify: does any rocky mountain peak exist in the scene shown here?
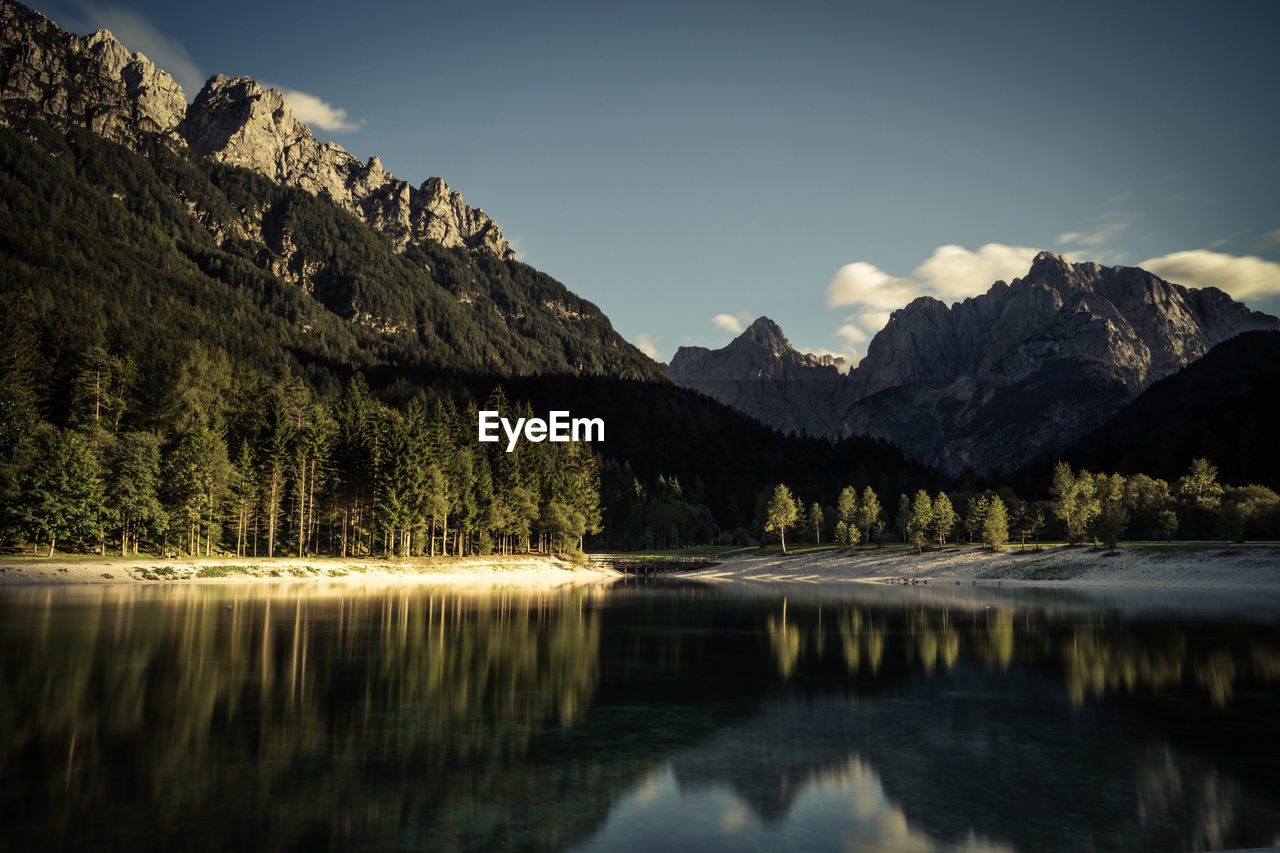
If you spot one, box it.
[667,316,848,435]
[182,75,312,179]
[0,0,186,140]
[739,316,788,350]
[0,0,514,263]
[177,73,515,261]
[669,251,1279,474]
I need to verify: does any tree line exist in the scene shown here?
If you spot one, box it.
[0,340,603,559]
[761,458,1280,553]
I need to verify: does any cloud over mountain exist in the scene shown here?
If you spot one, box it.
[1139,250,1280,302]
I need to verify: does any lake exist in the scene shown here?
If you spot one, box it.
[2,578,1279,852]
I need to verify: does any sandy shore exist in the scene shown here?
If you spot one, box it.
[4,544,1279,592]
[684,543,1280,591]
[0,554,620,588]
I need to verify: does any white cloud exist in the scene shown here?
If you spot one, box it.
[836,323,867,345]
[914,243,1041,298]
[73,6,205,98]
[633,333,661,360]
[827,262,918,310]
[712,313,744,334]
[826,244,1038,352]
[1138,250,1280,301]
[279,88,363,133]
[857,312,892,335]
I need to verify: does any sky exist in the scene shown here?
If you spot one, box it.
[30,0,1280,364]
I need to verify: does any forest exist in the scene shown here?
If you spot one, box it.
[2,111,1278,559]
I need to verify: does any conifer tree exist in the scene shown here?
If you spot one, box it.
[766,484,799,553]
[907,490,933,553]
[983,496,1009,550]
[857,486,882,545]
[932,492,956,550]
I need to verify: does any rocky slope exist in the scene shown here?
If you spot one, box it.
[1064,330,1280,487]
[179,75,514,260]
[0,0,512,262]
[0,0,660,381]
[668,317,848,435]
[669,252,1280,474]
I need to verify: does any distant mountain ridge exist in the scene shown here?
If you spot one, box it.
[667,318,847,435]
[668,252,1280,473]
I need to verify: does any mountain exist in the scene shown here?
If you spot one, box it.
[667,317,848,435]
[0,0,659,381]
[669,252,1280,474]
[1062,330,1280,487]
[0,0,940,550]
[178,74,515,261]
[0,2,512,262]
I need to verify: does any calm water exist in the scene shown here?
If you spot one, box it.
[2,579,1280,852]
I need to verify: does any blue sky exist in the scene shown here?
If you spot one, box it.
[32,0,1280,363]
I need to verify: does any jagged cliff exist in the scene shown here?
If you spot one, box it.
[0,0,512,262]
[179,75,514,259]
[669,253,1280,474]
[0,0,661,381]
[0,3,184,138]
[668,318,848,435]
[859,251,1267,393]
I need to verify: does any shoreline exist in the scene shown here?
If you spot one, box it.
[684,543,1280,591]
[3,543,1279,592]
[0,554,621,589]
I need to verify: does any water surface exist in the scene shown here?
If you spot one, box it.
[2,579,1279,851]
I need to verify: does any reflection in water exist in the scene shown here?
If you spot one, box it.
[765,593,1280,711]
[765,599,800,678]
[0,584,603,852]
[2,582,1280,851]
[575,757,1014,853]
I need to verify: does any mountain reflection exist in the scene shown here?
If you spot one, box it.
[3,583,1280,852]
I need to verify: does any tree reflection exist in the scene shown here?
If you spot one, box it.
[0,585,602,851]
[762,595,1280,711]
[4,585,1280,852]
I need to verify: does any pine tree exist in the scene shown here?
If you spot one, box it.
[932,492,956,550]
[834,520,850,549]
[766,484,799,553]
[1092,473,1128,549]
[907,490,933,553]
[857,486,882,545]
[17,426,104,556]
[837,486,858,529]
[896,493,911,544]
[983,497,1009,550]
[106,432,165,556]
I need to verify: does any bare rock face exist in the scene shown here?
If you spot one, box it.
[0,2,185,141]
[861,252,1261,394]
[0,0,514,264]
[668,253,1280,474]
[669,317,849,435]
[82,31,186,134]
[848,252,1280,473]
[179,75,515,261]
